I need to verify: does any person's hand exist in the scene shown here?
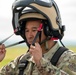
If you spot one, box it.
[29,43,42,66]
[0,44,6,62]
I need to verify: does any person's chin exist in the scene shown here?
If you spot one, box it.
[28,41,38,45]
[28,41,33,45]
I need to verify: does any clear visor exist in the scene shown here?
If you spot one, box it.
[40,0,51,3]
[13,0,52,10]
[34,0,52,5]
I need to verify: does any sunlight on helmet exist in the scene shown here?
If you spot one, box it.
[16,7,23,10]
[22,7,32,11]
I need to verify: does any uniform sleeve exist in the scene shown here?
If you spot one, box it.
[0,54,23,75]
[37,57,69,75]
[57,50,76,75]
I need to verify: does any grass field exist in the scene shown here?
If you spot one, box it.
[0,46,76,68]
[0,46,28,68]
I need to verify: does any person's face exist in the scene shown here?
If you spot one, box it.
[25,20,46,45]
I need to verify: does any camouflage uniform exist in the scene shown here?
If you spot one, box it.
[0,43,76,75]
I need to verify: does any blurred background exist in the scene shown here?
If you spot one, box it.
[0,0,76,67]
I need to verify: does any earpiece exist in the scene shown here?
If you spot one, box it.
[43,21,52,37]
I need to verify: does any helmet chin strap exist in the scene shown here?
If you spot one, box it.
[45,41,49,50]
[27,23,59,48]
[44,37,57,51]
[27,23,51,48]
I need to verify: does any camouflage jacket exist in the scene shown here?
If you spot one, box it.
[0,43,76,75]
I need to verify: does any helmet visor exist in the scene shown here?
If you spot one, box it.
[13,0,52,9]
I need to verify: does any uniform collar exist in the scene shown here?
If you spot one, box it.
[28,42,60,63]
[43,42,60,60]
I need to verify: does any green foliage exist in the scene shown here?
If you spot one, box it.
[67,46,76,52]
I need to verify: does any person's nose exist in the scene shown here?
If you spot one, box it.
[28,31,34,38]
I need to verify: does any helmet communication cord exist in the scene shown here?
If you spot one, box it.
[31,23,43,46]
[59,39,65,47]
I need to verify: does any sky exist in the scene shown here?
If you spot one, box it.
[0,0,76,46]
